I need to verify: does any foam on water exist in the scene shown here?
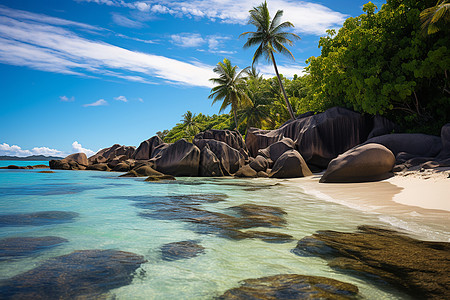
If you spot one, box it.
[0,168,443,299]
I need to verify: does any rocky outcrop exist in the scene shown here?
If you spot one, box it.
[86,163,110,172]
[88,144,135,165]
[49,153,88,170]
[292,226,450,300]
[218,274,359,299]
[194,139,244,176]
[119,165,163,177]
[199,144,224,177]
[269,150,312,178]
[365,133,442,158]
[0,250,146,299]
[257,138,295,166]
[320,143,395,183]
[234,165,257,178]
[194,129,249,159]
[246,107,396,168]
[64,153,88,166]
[132,136,164,160]
[249,155,268,173]
[151,139,200,176]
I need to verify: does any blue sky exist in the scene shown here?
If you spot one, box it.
[0,0,385,157]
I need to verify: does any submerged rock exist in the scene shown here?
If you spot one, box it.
[292,226,450,300]
[0,249,146,299]
[0,236,68,259]
[0,211,79,227]
[144,175,176,182]
[320,143,395,183]
[160,240,205,261]
[218,274,359,299]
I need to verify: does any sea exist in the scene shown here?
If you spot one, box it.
[0,160,448,299]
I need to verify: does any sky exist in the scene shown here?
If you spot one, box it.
[0,0,385,157]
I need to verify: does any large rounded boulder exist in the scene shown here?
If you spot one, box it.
[151,139,200,176]
[194,129,249,159]
[269,150,312,178]
[320,143,395,183]
[132,136,164,160]
[199,144,224,177]
[194,139,244,175]
[257,138,295,165]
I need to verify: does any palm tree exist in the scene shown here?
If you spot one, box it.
[240,1,300,120]
[208,58,251,130]
[420,0,449,35]
[181,111,200,137]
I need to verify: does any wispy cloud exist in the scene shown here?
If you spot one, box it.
[115,33,157,44]
[0,6,214,88]
[83,99,108,107]
[112,13,143,28]
[72,141,96,156]
[76,0,347,36]
[171,33,204,48]
[114,95,127,102]
[0,142,65,157]
[171,33,235,54]
[60,95,75,102]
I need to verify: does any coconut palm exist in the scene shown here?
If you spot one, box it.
[181,111,200,137]
[240,1,300,120]
[420,0,449,35]
[208,58,251,130]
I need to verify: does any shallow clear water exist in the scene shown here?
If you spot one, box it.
[1,164,445,299]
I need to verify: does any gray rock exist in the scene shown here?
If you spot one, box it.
[269,150,312,178]
[199,144,224,177]
[320,143,395,183]
[132,136,164,160]
[249,155,268,172]
[151,139,200,176]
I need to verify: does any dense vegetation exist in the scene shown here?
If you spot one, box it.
[158,0,449,142]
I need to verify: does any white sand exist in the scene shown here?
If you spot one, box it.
[284,170,450,240]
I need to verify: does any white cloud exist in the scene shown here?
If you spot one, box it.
[115,33,157,44]
[135,2,151,12]
[259,64,306,79]
[60,95,75,102]
[138,97,144,102]
[71,141,96,156]
[114,95,127,102]
[83,99,108,107]
[0,6,214,88]
[0,142,65,157]
[170,33,205,48]
[112,13,143,28]
[78,0,346,36]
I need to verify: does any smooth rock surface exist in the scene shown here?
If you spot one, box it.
[320,143,395,183]
[269,150,312,178]
[160,240,205,261]
[0,249,146,299]
[292,226,450,300]
[151,139,200,176]
[218,274,359,299]
[199,144,224,177]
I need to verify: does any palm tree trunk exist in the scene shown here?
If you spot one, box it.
[270,52,296,120]
[233,108,239,130]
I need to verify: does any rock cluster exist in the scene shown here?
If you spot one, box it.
[292,226,450,300]
[47,108,449,183]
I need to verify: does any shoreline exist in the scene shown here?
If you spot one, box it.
[284,170,450,241]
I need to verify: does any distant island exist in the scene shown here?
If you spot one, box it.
[0,155,64,161]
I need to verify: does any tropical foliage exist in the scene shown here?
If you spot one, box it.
[208,58,251,130]
[159,0,449,142]
[306,0,449,133]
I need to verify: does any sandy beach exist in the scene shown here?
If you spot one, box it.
[285,169,450,241]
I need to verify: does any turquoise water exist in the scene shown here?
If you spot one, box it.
[0,162,444,299]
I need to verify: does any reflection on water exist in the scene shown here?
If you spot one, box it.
[0,167,446,299]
